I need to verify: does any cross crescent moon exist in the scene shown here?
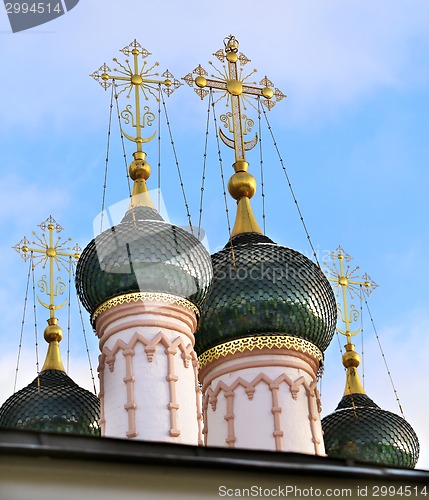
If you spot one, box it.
[121,129,157,144]
[219,128,258,152]
[37,296,67,311]
[337,327,360,337]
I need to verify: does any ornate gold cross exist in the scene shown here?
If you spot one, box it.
[91,39,181,152]
[13,216,80,319]
[183,35,285,164]
[324,246,378,343]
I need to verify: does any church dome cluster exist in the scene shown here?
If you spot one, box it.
[322,393,420,468]
[0,35,422,471]
[196,232,337,356]
[75,206,213,319]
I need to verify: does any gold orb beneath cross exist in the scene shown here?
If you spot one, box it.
[44,323,63,343]
[228,171,256,200]
[129,159,151,181]
[342,349,360,369]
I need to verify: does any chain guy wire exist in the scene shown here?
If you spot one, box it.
[157,85,162,212]
[13,257,33,393]
[100,82,115,234]
[71,263,97,395]
[198,90,213,240]
[211,91,236,267]
[160,91,195,235]
[363,293,405,418]
[66,257,73,373]
[113,81,132,199]
[257,98,266,235]
[359,285,365,389]
[261,106,320,267]
[30,253,40,392]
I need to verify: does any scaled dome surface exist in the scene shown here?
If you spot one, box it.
[0,370,100,436]
[322,394,420,468]
[76,206,213,317]
[195,232,337,355]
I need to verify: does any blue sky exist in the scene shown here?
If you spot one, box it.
[0,1,428,468]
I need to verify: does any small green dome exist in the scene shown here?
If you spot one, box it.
[76,206,213,317]
[0,370,100,436]
[322,394,420,468]
[195,232,337,355]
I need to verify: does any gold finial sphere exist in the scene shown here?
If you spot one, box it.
[195,75,207,88]
[129,155,151,181]
[262,87,274,99]
[228,171,257,200]
[44,319,63,343]
[131,48,139,56]
[101,73,109,81]
[342,344,360,368]
[164,79,172,87]
[339,276,348,286]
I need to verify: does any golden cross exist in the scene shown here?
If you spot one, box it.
[324,246,378,343]
[183,35,285,164]
[13,216,80,319]
[90,39,181,152]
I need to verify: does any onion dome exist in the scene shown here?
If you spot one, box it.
[195,231,337,356]
[322,344,420,468]
[0,370,100,435]
[75,205,213,321]
[0,318,100,436]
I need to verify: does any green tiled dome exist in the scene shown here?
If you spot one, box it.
[195,232,337,355]
[76,206,213,317]
[322,394,420,468]
[0,370,100,436]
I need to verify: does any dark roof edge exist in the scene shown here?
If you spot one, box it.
[0,429,428,482]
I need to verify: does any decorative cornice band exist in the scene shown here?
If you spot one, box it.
[92,292,200,324]
[198,335,324,369]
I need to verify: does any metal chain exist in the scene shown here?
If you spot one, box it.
[30,253,40,376]
[212,94,236,266]
[67,257,72,373]
[363,294,405,418]
[261,106,320,267]
[157,85,162,212]
[359,286,365,389]
[198,91,213,240]
[160,92,194,235]
[100,83,115,234]
[13,257,32,393]
[71,263,97,395]
[257,98,266,235]
[211,96,232,234]
[113,81,132,199]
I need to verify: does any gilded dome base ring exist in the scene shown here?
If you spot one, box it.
[198,335,324,369]
[92,291,200,325]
